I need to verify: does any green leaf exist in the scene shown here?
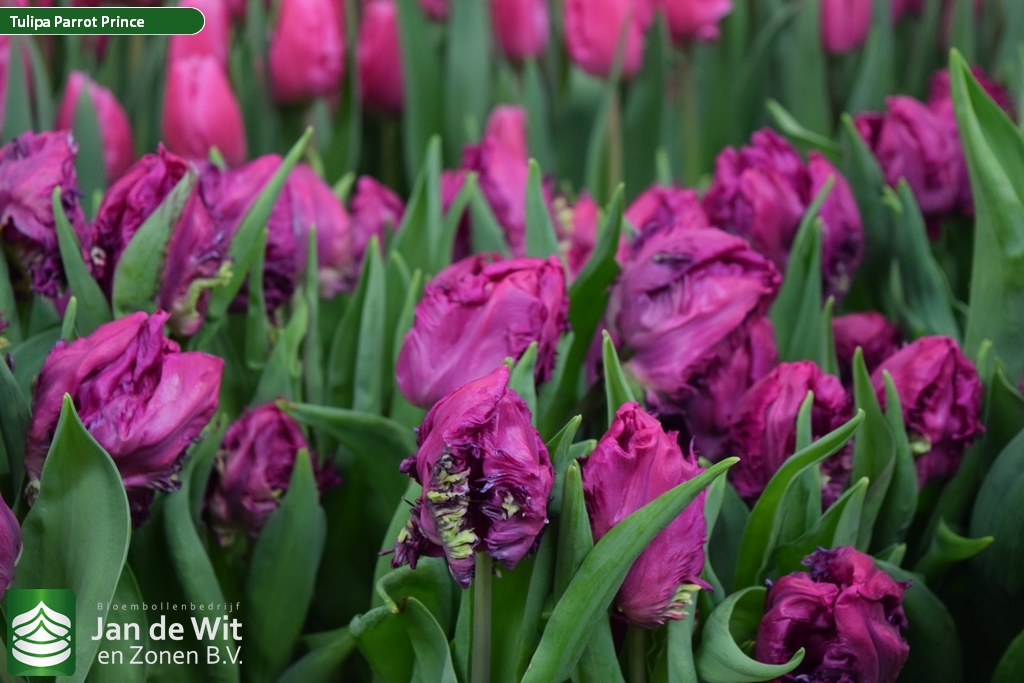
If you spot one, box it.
[395,0,444,182]
[623,16,667,201]
[0,244,22,345]
[951,52,1024,380]
[390,138,444,275]
[353,240,388,413]
[112,169,198,317]
[87,565,148,683]
[993,627,1024,683]
[850,348,896,550]
[2,36,32,140]
[8,325,60,398]
[875,561,963,683]
[303,228,324,406]
[667,612,698,683]
[24,34,52,131]
[602,330,636,424]
[72,86,108,206]
[734,411,865,589]
[525,159,560,258]
[349,606,414,683]
[778,0,830,136]
[402,597,458,683]
[469,185,512,256]
[694,587,804,683]
[244,229,271,370]
[0,358,29,503]
[278,628,355,683]
[545,415,582,518]
[437,172,477,272]
[15,395,131,683]
[969,426,1024,595]
[904,0,943,97]
[372,480,422,600]
[948,0,975,63]
[53,186,111,335]
[523,58,554,173]
[766,99,841,160]
[913,519,992,584]
[708,481,749,593]
[251,293,308,405]
[521,459,737,683]
[509,341,539,421]
[443,0,489,164]
[246,451,327,683]
[844,0,894,114]
[872,372,918,550]
[772,478,867,575]
[60,296,78,341]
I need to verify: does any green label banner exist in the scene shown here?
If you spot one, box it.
[2,7,204,34]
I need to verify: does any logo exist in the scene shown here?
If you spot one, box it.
[6,589,76,676]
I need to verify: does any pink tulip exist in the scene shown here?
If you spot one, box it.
[162,55,247,167]
[358,0,404,114]
[54,71,135,182]
[491,0,550,61]
[269,0,346,103]
[821,0,872,54]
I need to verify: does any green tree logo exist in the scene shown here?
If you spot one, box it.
[6,589,76,676]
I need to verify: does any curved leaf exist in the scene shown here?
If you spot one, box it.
[403,597,458,683]
[278,628,355,683]
[602,329,636,424]
[53,187,111,335]
[525,159,559,258]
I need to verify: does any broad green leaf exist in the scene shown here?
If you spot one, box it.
[443,0,489,164]
[395,0,444,181]
[244,229,271,371]
[545,414,582,518]
[623,18,667,200]
[402,597,458,683]
[904,0,943,97]
[778,0,830,136]
[509,341,539,421]
[88,565,148,683]
[969,426,1024,595]
[327,238,377,409]
[951,52,1024,380]
[349,606,414,683]
[948,0,975,63]
[278,628,355,683]
[602,330,636,425]
[772,478,867,575]
[246,451,327,683]
[851,349,896,550]
[2,36,32,140]
[708,481,749,593]
[389,138,444,274]
[0,358,29,503]
[845,0,894,114]
[872,372,918,550]
[732,4,797,147]
[993,627,1024,683]
[734,411,865,589]
[322,0,361,180]
[667,611,698,683]
[766,99,841,160]
[353,240,387,413]
[72,86,107,206]
[694,587,804,683]
[15,396,131,683]
[112,169,197,317]
[913,519,992,584]
[525,159,560,258]
[521,458,737,683]
[8,325,60,397]
[53,187,111,335]
[25,33,52,131]
[523,58,554,172]
[0,237,22,344]
[437,172,477,271]
[469,186,512,256]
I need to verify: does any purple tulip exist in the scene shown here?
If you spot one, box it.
[286,163,354,299]
[608,224,781,401]
[358,0,404,115]
[662,0,733,43]
[871,336,982,487]
[625,183,712,235]
[25,310,223,523]
[809,152,864,298]
[820,0,872,54]
[563,0,646,78]
[891,0,923,22]
[396,253,569,408]
[0,131,90,305]
[833,312,901,385]
[675,317,779,461]
[162,55,247,168]
[756,547,910,683]
[418,0,449,20]
[54,71,135,182]
[349,175,404,267]
[269,0,345,104]
[391,365,554,587]
[581,402,709,628]
[90,145,191,294]
[854,96,960,227]
[0,497,18,598]
[725,361,852,505]
[205,404,340,543]
[491,0,550,61]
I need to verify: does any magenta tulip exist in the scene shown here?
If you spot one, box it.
[833,312,901,385]
[564,0,646,78]
[162,55,247,167]
[0,497,18,598]
[491,0,550,61]
[168,0,231,68]
[662,0,733,43]
[350,175,404,266]
[358,0,404,115]
[821,0,872,54]
[269,0,345,103]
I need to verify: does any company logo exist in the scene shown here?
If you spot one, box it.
[6,589,76,676]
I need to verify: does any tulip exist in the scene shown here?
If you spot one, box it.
[90,145,191,295]
[756,547,910,683]
[675,317,779,461]
[809,152,864,298]
[625,184,711,235]
[871,335,982,487]
[820,0,872,54]
[288,163,356,298]
[563,0,646,78]
[269,0,345,104]
[418,0,449,20]
[358,0,404,115]
[396,253,569,408]
[662,0,734,43]
[25,310,223,524]
[891,0,923,22]
[607,225,781,401]
[206,404,340,542]
[0,131,90,304]
[461,106,540,256]
[162,55,247,167]
[0,497,19,598]
[54,71,135,182]
[491,0,550,61]
[167,0,231,68]
[833,312,901,385]
[581,402,708,628]
[350,175,404,266]
[391,365,553,587]
[854,96,959,224]
[725,361,852,505]
[563,192,600,279]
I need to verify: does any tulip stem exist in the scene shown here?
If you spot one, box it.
[679,46,701,187]
[471,553,492,683]
[627,624,647,683]
[607,87,623,202]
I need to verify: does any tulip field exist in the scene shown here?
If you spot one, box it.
[2,0,1024,681]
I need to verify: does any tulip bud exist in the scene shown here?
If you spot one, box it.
[833,312,900,385]
[809,152,864,298]
[820,0,872,54]
[269,0,345,104]
[563,0,646,78]
[418,0,449,20]
[350,175,404,266]
[581,402,709,628]
[662,0,733,43]
[854,96,959,226]
[608,225,781,401]
[358,0,404,115]
[756,547,910,683]
[54,71,135,182]
[391,365,553,587]
[0,497,19,598]
[625,184,711,235]
[168,0,231,68]
[287,163,355,298]
[90,145,191,294]
[871,335,982,487]
[0,131,90,304]
[162,56,247,168]
[491,0,550,61]
[396,253,569,408]
[726,361,852,505]
[25,310,224,524]
[206,404,339,543]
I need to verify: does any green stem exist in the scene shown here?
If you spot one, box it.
[471,553,492,683]
[627,624,647,683]
[679,47,701,187]
[606,87,623,202]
